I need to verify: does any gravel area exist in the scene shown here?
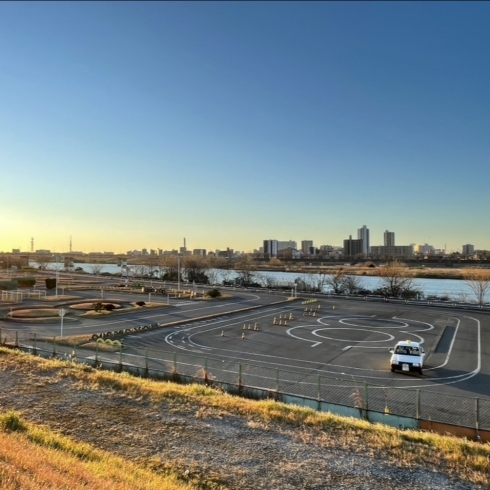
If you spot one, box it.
[0,355,484,490]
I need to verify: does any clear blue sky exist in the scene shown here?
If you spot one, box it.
[1,2,489,253]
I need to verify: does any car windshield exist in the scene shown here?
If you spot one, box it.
[394,346,420,356]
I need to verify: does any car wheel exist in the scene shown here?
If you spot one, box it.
[391,367,395,372]
[418,368,423,375]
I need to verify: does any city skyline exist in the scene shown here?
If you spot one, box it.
[1,228,482,256]
[1,3,489,253]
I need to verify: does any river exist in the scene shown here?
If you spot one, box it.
[32,262,488,303]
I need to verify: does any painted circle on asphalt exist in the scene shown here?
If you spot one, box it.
[338,318,409,329]
[312,328,395,343]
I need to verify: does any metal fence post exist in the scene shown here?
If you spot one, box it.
[119,345,123,370]
[276,368,280,392]
[15,330,19,347]
[238,362,242,391]
[205,356,208,375]
[363,382,369,419]
[416,389,421,419]
[95,342,99,364]
[173,352,177,372]
[317,375,322,411]
[33,332,37,355]
[476,397,481,441]
[145,349,149,374]
[52,336,56,357]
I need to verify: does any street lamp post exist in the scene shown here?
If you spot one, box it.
[59,308,66,338]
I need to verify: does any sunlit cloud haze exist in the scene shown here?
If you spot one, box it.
[1,2,489,253]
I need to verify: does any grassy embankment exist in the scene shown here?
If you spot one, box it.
[0,411,195,490]
[1,347,490,486]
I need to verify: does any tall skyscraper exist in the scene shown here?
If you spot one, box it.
[384,230,395,247]
[462,244,474,255]
[357,225,370,255]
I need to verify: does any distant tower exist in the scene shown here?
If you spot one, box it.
[70,235,72,253]
[31,237,34,253]
[357,225,370,255]
[384,230,395,247]
[184,237,186,249]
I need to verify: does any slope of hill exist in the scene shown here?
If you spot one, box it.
[0,348,487,489]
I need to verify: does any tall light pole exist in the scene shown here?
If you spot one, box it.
[54,254,60,298]
[59,308,66,337]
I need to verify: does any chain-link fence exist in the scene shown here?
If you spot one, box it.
[1,328,487,431]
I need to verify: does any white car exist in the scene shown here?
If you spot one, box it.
[389,340,425,375]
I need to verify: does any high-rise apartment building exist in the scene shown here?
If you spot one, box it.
[357,225,370,255]
[343,235,364,258]
[462,244,474,255]
[263,239,278,258]
[384,230,395,247]
[301,240,313,255]
[370,245,414,259]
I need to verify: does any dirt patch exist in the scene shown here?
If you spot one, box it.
[8,309,59,318]
[38,295,80,301]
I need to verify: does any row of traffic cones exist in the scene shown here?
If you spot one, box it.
[242,323,259,331]
[273,312,294,325]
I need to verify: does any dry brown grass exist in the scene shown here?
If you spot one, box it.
[1,348,490,486]
[0,412,195,490]
[8,308,60,318]
[38,295,80,301]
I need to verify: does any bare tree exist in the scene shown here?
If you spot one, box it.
[206,268,219,286]
[183,256,209,283]
[343,275,363,294]
[157,256,179,281]
[463,269,490,306]
[133,265,148,281]
[295,274,317,292]
[35,255,52,271]
[88,263,104,281]
[325,269,347,294]
[261,274,278,288]
[376,260,420,298]
[234,255,257,286]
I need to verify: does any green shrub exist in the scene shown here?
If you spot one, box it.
[0,281,17,291]
[92,302,103,313]
[96,338,105,343]
[14,277,36,288]
[104,339,113,346]
[45,278,57,290]
[112,340,121,347]
[207,288,222,298]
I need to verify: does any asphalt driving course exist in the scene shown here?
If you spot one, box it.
[3,287,489,400]
[120,298,488,399]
